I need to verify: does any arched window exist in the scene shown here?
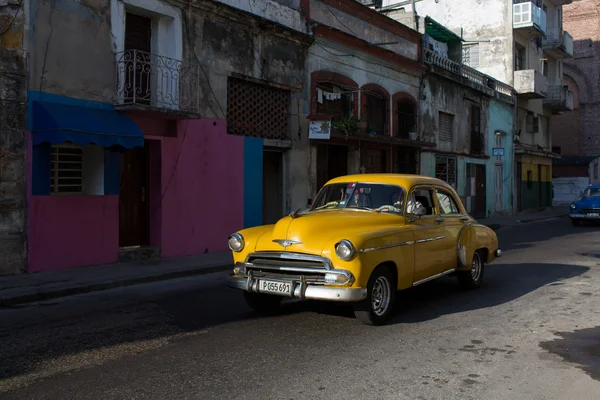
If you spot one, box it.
[316,82,354,121]
[396,101,416,139]
[365,90,387,135]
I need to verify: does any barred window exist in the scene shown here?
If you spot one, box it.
[462,44,480,68]
[51,146,84,194]
[227,77,290,139]
[435,155,457,188]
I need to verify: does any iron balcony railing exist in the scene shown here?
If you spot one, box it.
[543,27,573,56]
[543,85,574,110]
[423,48,514,99]
[114,50,201,114]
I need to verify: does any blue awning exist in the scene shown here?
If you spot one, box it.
[31,101,144,149]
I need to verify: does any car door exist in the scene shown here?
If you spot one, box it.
[433,186,467,271]
[406,185,447,283]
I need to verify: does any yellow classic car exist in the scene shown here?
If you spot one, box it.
[228,174,502,325]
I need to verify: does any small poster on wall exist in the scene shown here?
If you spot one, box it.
[309,120,331,140]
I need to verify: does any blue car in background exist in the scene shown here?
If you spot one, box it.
[570,184,600,226]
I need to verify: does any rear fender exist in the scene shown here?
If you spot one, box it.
[456,223,499,270]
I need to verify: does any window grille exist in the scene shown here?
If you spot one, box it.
[435,155,457,187]
[227,77,290,139]
[50,146,84,194]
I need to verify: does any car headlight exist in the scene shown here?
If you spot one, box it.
[228,233,245,252]
[570,204,576,209]
[335,239,356,261]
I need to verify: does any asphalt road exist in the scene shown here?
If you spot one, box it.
[1,217,600,399]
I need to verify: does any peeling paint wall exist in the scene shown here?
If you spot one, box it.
[420,73,490,153]
[385,0,513,85]
[188,0,312,212]
[310,0,419,60]
[0,0,28,274]
[29,0,114,102]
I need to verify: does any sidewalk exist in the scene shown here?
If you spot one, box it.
[0,251,233,307]
[478,206,569,231]
[0,207,570,308]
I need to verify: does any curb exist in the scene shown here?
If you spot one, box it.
[483,214,568,232]
[0,264,232,308]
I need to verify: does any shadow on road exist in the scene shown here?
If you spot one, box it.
[293,262,589,326]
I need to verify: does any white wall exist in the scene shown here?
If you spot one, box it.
[553,176,589,205]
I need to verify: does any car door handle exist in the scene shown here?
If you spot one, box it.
[460,216,469,221]
[435,217,444,223]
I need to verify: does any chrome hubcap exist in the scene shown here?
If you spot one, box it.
[371,276,391,316]
[471,253,482,281]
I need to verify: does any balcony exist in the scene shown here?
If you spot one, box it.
[513,2,546,37]
[114,50,201,117]
[513,69,548,99]
[423,48,515,101]
[543,27,574,58]
[543,85,574,112]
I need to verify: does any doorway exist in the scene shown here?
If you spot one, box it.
[316,144,348,190]
[467,163,486,218]
[363,148,387,173]
[263,150,284,225]
[124,12,152,104]
[495,164,503,212]
[119,146,149,247]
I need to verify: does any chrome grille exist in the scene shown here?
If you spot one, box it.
[243,252,331,284]
[581,208,600,214]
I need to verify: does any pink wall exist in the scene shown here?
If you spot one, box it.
[132,117,245,257]
[28,196,119,272]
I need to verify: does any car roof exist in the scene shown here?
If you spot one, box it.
[588,184,600,188]
[326,173,453,189]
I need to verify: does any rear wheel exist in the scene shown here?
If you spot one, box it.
[572,219,580,226]
[243,291,283,314]
[353,266,396,326]
[457,250,485,289]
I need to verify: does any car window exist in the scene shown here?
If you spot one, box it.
[584,188,600,197]
[310,182,407,214]
[436,189,460,215]
[408,188,435,215]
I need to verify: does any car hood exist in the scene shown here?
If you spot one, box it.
[254,209,407,255]
[573,196,600,209]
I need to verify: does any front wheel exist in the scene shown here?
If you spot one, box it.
[353,266,396,326]
[243,291,283,314]
[457,250,485,289]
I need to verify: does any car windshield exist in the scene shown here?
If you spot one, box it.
[584,187,600,197]
[310,182,407,214]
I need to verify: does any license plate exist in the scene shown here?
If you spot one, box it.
[587,213,599,217]
[258,280,293,295]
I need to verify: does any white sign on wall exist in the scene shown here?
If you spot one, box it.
[309,120,331,140]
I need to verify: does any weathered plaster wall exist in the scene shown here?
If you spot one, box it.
[420,73,490,153]
[0,0,28,274]
[29,0,114,102]
[309,0,419,61]
[189,0,312,211]
[384,0,513,86]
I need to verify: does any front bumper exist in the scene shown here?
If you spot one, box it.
[228,275,367,302]
[570,213,600,220]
